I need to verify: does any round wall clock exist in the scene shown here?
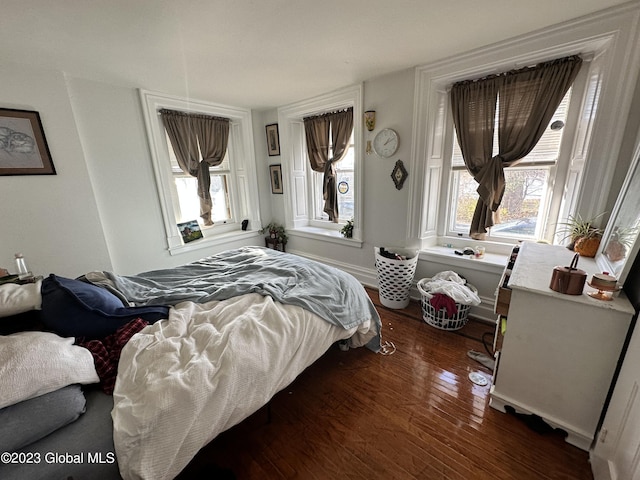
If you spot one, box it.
[373,128,399,158]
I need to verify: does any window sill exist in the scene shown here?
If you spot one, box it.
[289,226,363,248]
[168,229,261,256]
[419,245,508,275]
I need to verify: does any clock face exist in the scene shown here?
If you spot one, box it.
[373,128,399,158]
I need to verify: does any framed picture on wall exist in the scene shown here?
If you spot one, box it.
[269,164,283,194]
[265,123,280,156]
[0,108,56,176]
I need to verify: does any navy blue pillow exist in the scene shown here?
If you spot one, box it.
[40,274,169,339]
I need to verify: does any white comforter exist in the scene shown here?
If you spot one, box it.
[113,293,374,480]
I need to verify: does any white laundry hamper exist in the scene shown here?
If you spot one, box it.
[417,277,477,331]
[374,247,419,309]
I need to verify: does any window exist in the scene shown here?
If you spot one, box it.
[310,130,355,223]
[410,11,640,255]
[140,90,261,253]
[278,84,363,244]
[448,90,571,241]
[166,132,232,224]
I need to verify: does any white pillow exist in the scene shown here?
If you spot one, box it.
[0,280,42,317]
[0,331,99,409]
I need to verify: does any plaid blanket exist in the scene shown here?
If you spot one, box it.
[76,318,148,394]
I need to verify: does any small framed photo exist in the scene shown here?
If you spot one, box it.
[177,220,203,243]
[0,108,56,176]
[269,164,283,194]
[265,123,280,156]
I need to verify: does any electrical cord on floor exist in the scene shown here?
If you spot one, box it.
[380,340,396,355]
[482,331,495,357]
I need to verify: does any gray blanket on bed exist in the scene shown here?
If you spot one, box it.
[85,246,381,350]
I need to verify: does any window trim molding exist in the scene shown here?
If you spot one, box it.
[408,4,640,250]
[139,89,261,254]
[278,84,364,244]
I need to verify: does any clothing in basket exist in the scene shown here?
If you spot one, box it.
[418,271,480,305]
[417,271,480,331]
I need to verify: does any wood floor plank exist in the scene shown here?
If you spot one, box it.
[178,288,594,479]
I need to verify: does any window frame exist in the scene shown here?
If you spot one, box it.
[139,89,261,254]
[444,86,577,244]
[407,12,640,256]
[278,84,364,246]
[447,164,553,241]
[309,130,355,227]
[167,134,234,225]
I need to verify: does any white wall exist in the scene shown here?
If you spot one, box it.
[0,7,638,292]
[67,78,169,274]
[0,64,111,278]
[278,68,417,274]
[253,109,280,228]
[66,78,274,275]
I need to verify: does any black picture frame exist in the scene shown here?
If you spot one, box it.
[265,123,280,156]
[269,164,283,194]
[0,108,56,176]
[391,160,408,190]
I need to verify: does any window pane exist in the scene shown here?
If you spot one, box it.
[337,172,354,220]
[492,168,547,238]
[339,132,355,169]
[524,90,570,163]
[311,166,354,222]
[451,168,548,239]
[312,171,325,220]
[210,175,231,222]
[173,174,231,224]
[452,170,478,231]
[311,131,355,223]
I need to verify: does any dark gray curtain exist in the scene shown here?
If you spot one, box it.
[194,115,230,224]
[303,108,353,222]
[451,77,500,236]
[451,55,583,239]
[161,111,200,176]
[160,109,230,226]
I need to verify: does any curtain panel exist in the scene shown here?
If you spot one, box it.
[450,55,583,239]
[303,108,353,222]
[160,109,230,226]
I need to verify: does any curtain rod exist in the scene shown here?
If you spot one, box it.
[303,107,353,121]
[447,54,587,91]
[158,108,229,122]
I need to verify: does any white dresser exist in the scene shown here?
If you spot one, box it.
[489,241,635,450]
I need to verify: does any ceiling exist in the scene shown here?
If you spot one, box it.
[0,0,631,110]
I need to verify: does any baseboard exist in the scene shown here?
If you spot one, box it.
[589,451,612,480]
[288,249,379,287]
[290,248,497,324]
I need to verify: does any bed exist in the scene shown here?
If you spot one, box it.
[0,246,381,480]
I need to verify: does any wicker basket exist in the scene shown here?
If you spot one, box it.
[417,277,477,331]
[375,247,418,309]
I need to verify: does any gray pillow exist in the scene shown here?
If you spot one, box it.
[0,384,86,452]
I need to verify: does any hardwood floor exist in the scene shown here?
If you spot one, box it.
[178,288,594,479]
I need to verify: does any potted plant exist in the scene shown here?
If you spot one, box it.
[557,212,605,257]
[340,218,354,238]
[260,222,287,244]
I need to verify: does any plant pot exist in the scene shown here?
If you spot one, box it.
[574,236,601,258]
